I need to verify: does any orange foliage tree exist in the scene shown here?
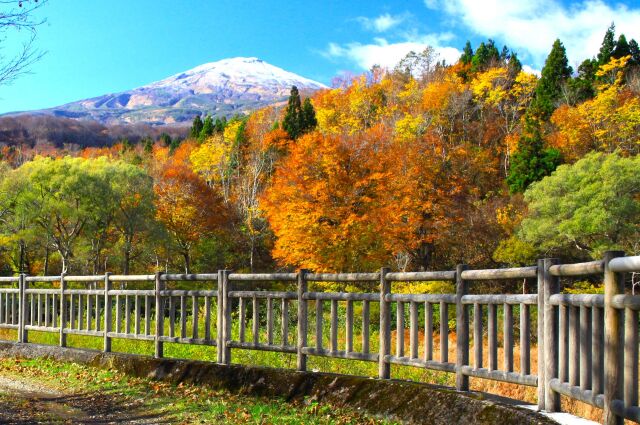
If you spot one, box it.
[261,123,459,272]
[154,162,233,273]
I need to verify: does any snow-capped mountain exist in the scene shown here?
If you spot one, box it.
[17,57,327,126]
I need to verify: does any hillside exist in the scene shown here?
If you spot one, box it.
[0,115,188,148]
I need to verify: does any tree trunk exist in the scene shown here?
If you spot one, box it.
[123,250,130,275]
[250,236,255,273]
[43,245,50,276]
[183,250,190,274]
[18,240,25,273]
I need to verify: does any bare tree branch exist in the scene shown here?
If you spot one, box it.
[0,0,47,87]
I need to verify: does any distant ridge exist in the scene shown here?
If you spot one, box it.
[4,57,327,126]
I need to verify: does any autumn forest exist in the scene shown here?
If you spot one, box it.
[1,25,639,277]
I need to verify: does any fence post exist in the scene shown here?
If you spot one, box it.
[603,250,625,425]
[543,258,560,412]
[59,274,67,347]
[456,264,469,391]
[103,273,112,352]
[296,269,309,371]
[221,270,232,365]
[379,267,391,379]
[154,271,164,359]
[217,270,223,363]
[536,260,545,410]
[18,273,27,343]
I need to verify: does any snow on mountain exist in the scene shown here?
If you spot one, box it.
[17,57,327,126]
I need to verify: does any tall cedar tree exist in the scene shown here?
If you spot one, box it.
[460,41,473,64]
[283,86,317,139]
[612,34,631,59]
[629,39,640,65]
[190,115,204,139]
[598,23,616,65]
[301,98,317,130]
[508,39,569,191]
[507,116,561,193]
[532,39,572,119]
[200,115,214,140]
[471,40,501,72]
[283,86,303,139]
[159,133,172,147]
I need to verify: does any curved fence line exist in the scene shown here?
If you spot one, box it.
[1,252,639,424]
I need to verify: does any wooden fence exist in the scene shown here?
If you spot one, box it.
[0,252,639,424]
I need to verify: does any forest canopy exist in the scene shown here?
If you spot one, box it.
[1,25,639,275]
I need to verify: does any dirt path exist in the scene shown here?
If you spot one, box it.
[0,376,172,424]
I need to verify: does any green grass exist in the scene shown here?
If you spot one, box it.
[0,356,398,424]
[0,296,458,388]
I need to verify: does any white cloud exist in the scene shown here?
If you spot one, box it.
[522,64,541,77]
[324,36,461,71]
[357,13,407,32]
[427,0,640,68]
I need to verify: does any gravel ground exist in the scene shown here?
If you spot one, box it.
[0,376,172,424]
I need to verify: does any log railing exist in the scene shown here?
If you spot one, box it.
[1,252,640,424]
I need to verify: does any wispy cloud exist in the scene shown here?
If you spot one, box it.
[324,35,461,71]
[425,0,640,68]
[356,13,407,33]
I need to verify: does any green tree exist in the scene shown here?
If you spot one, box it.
[301,98,317,132]
[567,59,598,103]
[612,34,631,59]
[169,137,182,154]
[200,114,214,140]
[282,86,317,140]
[143,137,154,154]
[282,86,303,139]
[120,137,132,152]
[159,133,172,147]
[109,162,157,274]
[460,41,474,65]
[471,40,501,72]
[214,117,227,133]
[629,39,640,65]
[597,23,616,65]
[507,116,561,193]
[532,39,572,118]
[1,157,109,273]
[189,115,203,139]
[519,152,640,258]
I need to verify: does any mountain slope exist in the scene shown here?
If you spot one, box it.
[14,57,327,126]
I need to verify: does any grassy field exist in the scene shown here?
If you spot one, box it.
[0,326,605,423]
[0,356,397,424]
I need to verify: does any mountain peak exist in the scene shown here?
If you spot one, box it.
[10,57,327,126]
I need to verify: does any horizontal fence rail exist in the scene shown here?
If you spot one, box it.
[1,252,640,424]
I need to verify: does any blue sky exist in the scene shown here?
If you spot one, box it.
[0,0,638,114]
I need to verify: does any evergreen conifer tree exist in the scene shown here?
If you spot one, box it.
[143,137,154,154]
[471,40,501,72]
[301,98,317,132]
[612,34,631,59]
[169,137,182,154]
[200,115,214,140]
[568,58,598,102]
[460,41,474,64]
[507,116,562,193]
[630,39,640,65]
[532,39,572,118]
[597,23,616,65]
[283,86,303,139]
[190,115,204,139]
[214,117,226,133]
[160,133,172,147]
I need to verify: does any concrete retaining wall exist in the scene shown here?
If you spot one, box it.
[0,341,557,425]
